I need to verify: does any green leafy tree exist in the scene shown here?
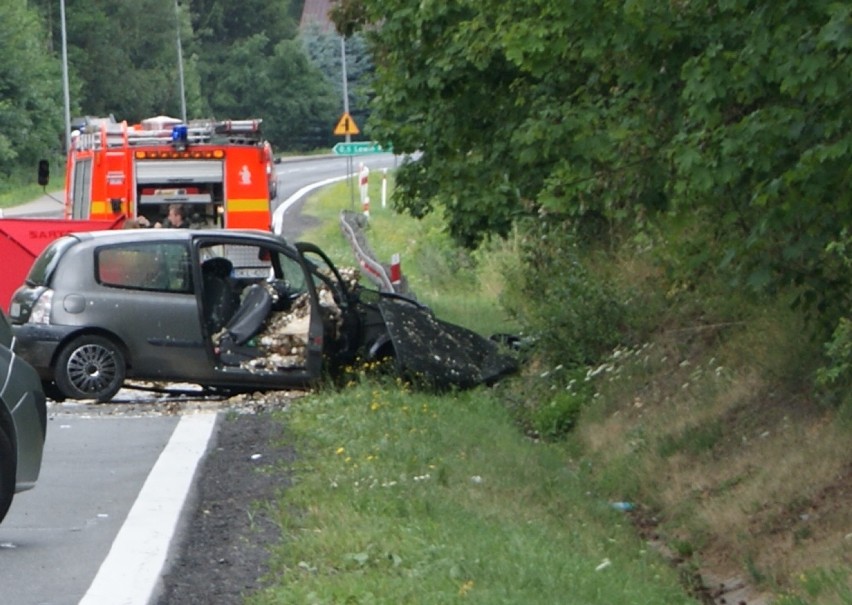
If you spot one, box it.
[301,24,374,142]
[189,0,339,150]
[57,0,201,122]
[0,2,63,173]
[666,1,851,321]
[266,38,340,151]
[208,34,338,150]
[333,0,850,326]
[330,0,703,247]
[190,0,296,117]
[190,0,297,44]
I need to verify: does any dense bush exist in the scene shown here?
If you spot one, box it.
[529,390,586,442]
[500,220,627,369]
[815,230,852,410]
[817,317,852,409]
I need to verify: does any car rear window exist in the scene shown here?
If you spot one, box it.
[26,236,79,287]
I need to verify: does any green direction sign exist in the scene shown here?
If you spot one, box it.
[332,141,392,155]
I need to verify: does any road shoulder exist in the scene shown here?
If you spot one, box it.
[155,411,295,605]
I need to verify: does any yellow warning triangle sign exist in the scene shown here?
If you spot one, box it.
[334,112,360,136]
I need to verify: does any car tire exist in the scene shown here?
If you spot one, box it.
[0,426,14,524]
[54,335,126,403]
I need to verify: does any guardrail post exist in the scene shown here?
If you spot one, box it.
[359,163,370,218]
[381,168,388,208]
[359,163,369,203]
[390,253,401,288]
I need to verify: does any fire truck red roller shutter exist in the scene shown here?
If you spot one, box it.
[135,160,223,183]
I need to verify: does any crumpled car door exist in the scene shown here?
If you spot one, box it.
[376,295,518,390]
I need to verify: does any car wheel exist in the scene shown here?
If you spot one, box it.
[54,335,126,403]
[0,426,14,524]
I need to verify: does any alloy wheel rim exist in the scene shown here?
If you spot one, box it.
[67,344,117,394]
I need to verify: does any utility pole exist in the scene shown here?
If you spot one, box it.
[341,36,354,207]
[60,0,72,153]
[175,0,187,122]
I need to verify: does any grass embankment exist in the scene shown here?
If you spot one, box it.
[570,294,852,604]
[249,178,700,604]
[0,161,62,209]
[553,202,852,605]
[0,183,49,210]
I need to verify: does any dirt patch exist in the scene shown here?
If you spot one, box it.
[155,408,295,605]
[630,506,772,605]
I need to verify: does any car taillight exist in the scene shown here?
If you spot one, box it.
[29,289,54,324]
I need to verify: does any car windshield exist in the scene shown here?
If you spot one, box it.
[27,236,78,287]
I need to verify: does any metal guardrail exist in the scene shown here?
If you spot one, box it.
[340,210,393,291]
[339,210,412,296]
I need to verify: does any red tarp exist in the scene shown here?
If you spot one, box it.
[0,217,125,312]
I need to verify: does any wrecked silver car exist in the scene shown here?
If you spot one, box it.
[7,229,516,402]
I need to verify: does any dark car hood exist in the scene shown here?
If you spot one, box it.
[376,297,518,390]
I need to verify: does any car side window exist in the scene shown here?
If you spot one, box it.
[97,242,192,293]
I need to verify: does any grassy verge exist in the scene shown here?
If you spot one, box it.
[248,181,700,604]
[0,160,63,209]
[0,183,50,209]
[260,175,852,604]
[250,384,697,605]
[496,220,852,603]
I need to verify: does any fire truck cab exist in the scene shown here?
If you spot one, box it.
[65,115,277,230]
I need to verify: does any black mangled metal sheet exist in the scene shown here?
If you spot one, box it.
[376,297,518,389]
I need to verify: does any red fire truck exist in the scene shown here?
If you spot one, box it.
[65,115,277,229]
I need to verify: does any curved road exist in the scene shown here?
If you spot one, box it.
[272,153,399,238]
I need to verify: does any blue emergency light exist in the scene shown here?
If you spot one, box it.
[171,124,189,150]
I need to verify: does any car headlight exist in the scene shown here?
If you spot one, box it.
[29,289,54,324]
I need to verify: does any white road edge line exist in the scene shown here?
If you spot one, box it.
[78,412,219,605]
[271,174,349,235]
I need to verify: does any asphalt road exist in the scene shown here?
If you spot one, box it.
[0,153,401,605]
[0,409,184,605]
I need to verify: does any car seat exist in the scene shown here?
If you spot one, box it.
[201,257,238,334]
[217,283,272,366]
